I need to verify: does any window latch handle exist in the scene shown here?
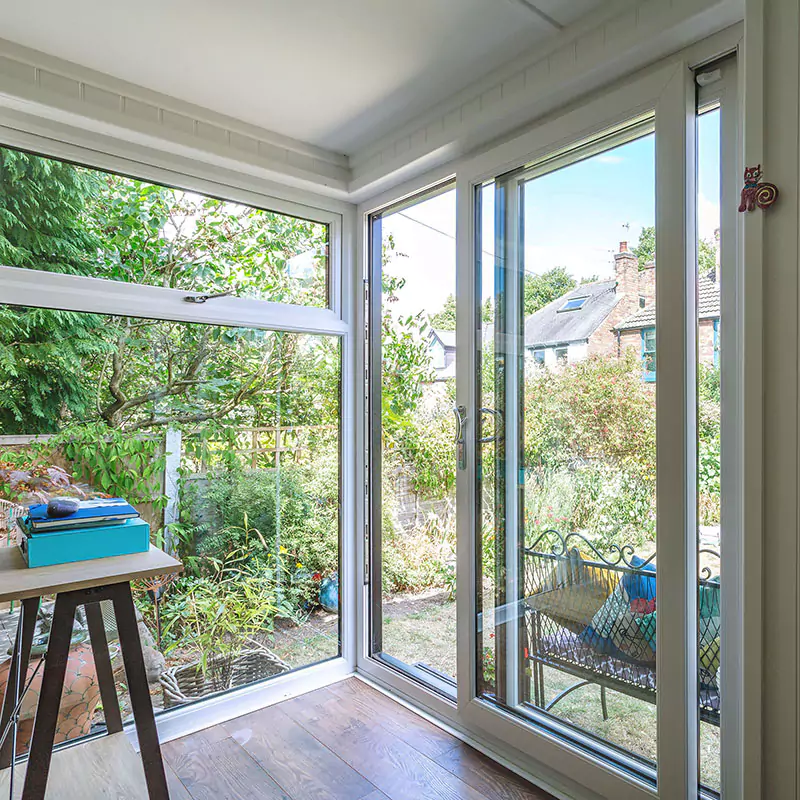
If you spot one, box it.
[184,290,234,304]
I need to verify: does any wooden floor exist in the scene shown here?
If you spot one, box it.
[162,678,554,800]
[2,678,555,799]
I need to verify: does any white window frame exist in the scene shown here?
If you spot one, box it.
[455,49,748,800]
[0,125,358,744]
[456,68,686,800]
[354,28,751,800]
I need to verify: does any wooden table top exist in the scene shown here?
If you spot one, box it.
[0,545,182,603]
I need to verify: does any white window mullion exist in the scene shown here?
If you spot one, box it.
[655,62,699,799]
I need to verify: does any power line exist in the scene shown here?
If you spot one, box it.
[395,211,610,277]
[396,211,499,262]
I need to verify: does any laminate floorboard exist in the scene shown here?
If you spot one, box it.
[222,703,376,800]
[163,726,290,800]
[328,676,460,759]
[281,686,490,800]
[435,741,555,800]
[35,677,555,800]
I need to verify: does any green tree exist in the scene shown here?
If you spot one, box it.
[380,236,433,436]
[0,148,110,433]
[435,267,584,328]
[632,226,656,269]
[0,150,337,435]
[633,224,718,274]
[87,175,327,305]
[698,238,717,275]
[524,267,578,316]
[0,148,101,275]
[429,294,457,330]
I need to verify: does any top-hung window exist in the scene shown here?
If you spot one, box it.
[0,145,331,309]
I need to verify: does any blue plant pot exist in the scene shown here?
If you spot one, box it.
[319,573,339,613]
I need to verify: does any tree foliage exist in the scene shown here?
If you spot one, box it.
[633,224,718,275]
[86,175,327,304]
[0,150,110,433]
[428,294,457,330]
[524,267,579,316]
[0,147,335,437]
[429,265,581,332]
[380,236,433,436]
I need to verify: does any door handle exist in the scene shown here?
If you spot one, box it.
[478,407,503,443]
[453,404,467,470]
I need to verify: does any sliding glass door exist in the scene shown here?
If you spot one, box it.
[454,57,741,799]
[367,183,458,698]
[474,121,661,778]
[364,52,740,800]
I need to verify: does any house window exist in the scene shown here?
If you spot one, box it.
[642,327,656,382]
[533,349,545,367]
[555,347,568,364]
[639,296,647,308]
[713,318,720,367]
[558,297,587,312]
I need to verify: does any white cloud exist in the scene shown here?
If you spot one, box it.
[697,191,721,243]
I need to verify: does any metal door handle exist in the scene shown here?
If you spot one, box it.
[478,407,503,443]
[452,404,466,444]
[453,405,467,470]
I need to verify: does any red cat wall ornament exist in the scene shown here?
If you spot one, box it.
[738,164,779,212]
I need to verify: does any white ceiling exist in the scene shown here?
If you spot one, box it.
[0,0,607,156]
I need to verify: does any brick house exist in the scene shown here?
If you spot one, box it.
[524,241,720,380]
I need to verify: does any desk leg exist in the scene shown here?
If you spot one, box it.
[111,583,169,800]
[22,593,76,800]
[85,602,123,734]
[0,597,40,769]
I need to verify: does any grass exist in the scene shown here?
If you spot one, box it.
[379,589,721,793]
[270,609,340,667]
[381,588,457,678]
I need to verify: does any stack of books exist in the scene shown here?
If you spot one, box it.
[17,498,150,568]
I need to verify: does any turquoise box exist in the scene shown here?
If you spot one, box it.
[17,517,150,568]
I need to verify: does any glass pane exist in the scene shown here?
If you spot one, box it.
[0,145,329,307]
[0,306,340,752]
[372,186,457,694]
[477,127,662,778]
[697,105,722,794]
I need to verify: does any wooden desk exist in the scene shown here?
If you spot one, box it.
[0,545,182,800]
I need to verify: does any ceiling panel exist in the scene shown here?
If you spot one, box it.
[0,0,608,154]
[526,0,607,28]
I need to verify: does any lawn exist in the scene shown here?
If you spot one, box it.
[380,589,720,792]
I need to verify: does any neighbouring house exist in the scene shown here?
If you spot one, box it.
[524,240,720,380]
[614,267,720,382]
[428,327,456,380]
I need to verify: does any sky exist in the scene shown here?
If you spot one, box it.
[381,109,721,319]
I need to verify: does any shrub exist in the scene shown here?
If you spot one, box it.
[179,440,340,576]
[391,386,457,497]
[524,350,656,475]
[160,545,300,667]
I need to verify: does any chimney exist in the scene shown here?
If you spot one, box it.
[614,241,639,317]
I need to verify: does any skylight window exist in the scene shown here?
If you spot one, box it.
[559,296,588,312]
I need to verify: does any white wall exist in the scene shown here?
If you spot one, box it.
[754,1,800,797]
[568,341,589,363]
